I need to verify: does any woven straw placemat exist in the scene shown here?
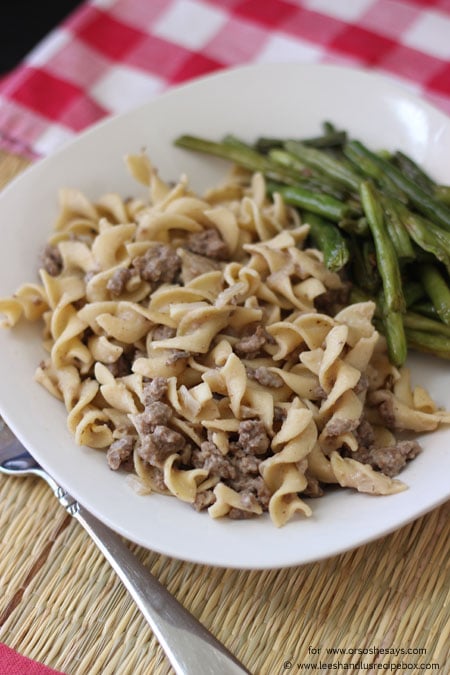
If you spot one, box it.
[0,151,449,675]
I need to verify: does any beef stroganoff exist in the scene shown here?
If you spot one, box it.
[1,154,449,526]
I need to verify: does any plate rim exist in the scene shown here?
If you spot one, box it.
[0,62,449,569]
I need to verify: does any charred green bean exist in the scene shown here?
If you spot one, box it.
[269,183,357,222]
[418,264,450,326]
[346,140,450,232]
[360,181,405,313]
[302,211,350,272]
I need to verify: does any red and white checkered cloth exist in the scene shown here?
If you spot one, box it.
[0,0,449,159]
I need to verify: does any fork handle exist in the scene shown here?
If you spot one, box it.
[68,502,250,675]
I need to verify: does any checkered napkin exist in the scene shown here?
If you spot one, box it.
[0,0,449,159]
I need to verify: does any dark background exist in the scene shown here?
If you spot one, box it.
[1,1,84,74]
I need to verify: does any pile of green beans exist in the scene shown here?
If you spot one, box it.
[174,123,450,366]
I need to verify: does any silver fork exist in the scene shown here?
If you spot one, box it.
[0,416,250,675]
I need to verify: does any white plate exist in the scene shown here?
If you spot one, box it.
[0,63,449,569]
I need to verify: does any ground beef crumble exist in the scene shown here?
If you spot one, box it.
[231,447,260,476]
[179,250,222,284]
[191,422,272,517]
[247,366,284,388]
[228,475,271,511]
[134,401,172,435]
[106,352,133,378]
[238,419,270,455]
[228,506,258,520]
[355,419,375,448]
[303,472,324,498]
[150,467,167,493]
[234,325,274,359]
[312,386,327,401]
[192,441,236,480]
[41,244,63,276]
[152,325,176,341]
[193,489,216,512]
[378,399,397,429]
[186,228,229,260]
[349,440,421,477]
[107,436,135,470]
[132,243,181,283]
[354,373,369,395]
[106,267,132,296]
[274,406,287,423]
[132,391,188,470]
[165,349,191,365]
[325,417,360,437]
[138,425,186,468]
[314,283,351,314]
[142,377,168,404]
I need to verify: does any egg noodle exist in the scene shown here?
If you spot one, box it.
[1,154,449,526]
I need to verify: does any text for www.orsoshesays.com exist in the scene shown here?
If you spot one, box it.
[282,645,441,671]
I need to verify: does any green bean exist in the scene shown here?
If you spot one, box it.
[392,151,435,194]
[418,264,450,326]
[360,181,405,313]
[253,122,347,154]
[350,286,373,305]
[268,149,349,200]
[222,133,254,149]
[434,185,450,206]
[426,218,450,253]
[405,328,450,359]
[221,135,305,185]
[302,211,350,272]
[285,141,361,193]
[387,313,409,366]
[380,195,415,261]
[268,183,357,222]
[268,148,309,173]
[356,286,408,367]
[253,137,284,153]
[301,130,347,148]
[346,140,450,232]
[343,142,407,201]
[351,287,450,336]
[175,134,318,188]
[403,311,450,338]
[394,202,450,274]
[221,134,264,159]
[174,134,270,172]
[410,301,440,320]
[343,142,383,180]
[353,288,448,361]
[393,151,450,207]
[338,217,369,236]
[414,248,439,265]
[378,291,407,367]
[350,239,381,294]
[403,281,425,307]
